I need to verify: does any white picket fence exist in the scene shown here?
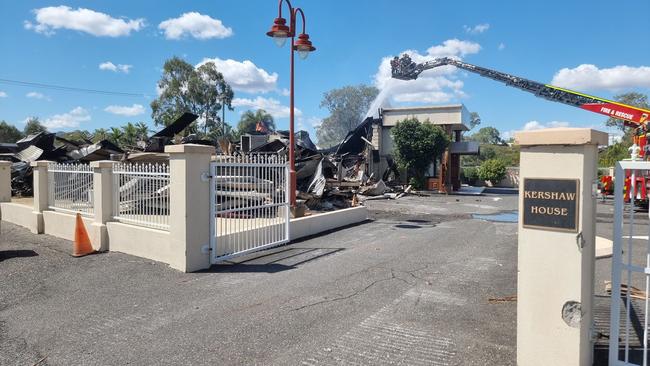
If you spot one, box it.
[113,162,170,230]
[48,162,94,216]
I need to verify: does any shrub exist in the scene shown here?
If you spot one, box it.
[462,166,479,184]
[478,159,507,185]
[392,118,450,185]
[409,176,425,190]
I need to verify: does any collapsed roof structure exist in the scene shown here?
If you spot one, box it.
[0,113,200,196]
[2,112,404,206]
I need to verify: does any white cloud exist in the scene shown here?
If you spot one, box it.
[0,91,7,98]
[104,104,145,116]
[463,23,490,34]
[42,107,91,129]
[523,120,570,131]
[26,92,51,101]
[426,39,482,58]
[372,39,480,109]
[24,6,144,37]
[551,64,650,91]
[99,61,132,73]
[498,43,506,51]
[197,58,277,93]
[159,12,233,40]
[279,88,290,97]
[232,97,301,119]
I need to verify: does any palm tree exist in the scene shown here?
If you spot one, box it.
[135,122,150,141]
[92,128,110,143]
[121,122,139,147]
[109,127,124,146]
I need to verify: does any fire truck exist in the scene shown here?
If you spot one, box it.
[390,54,650,204]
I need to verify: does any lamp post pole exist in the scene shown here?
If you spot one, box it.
[289,31,296,206]
[266,0,316,208]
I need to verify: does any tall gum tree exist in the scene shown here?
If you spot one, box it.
[150,57,234,137]
[316,85,379,148]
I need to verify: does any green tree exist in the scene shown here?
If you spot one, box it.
[92,128,110,143]
[599,140,633,167]
[468,126,503,145]
[134,122,150,141]
[316,84,379,148]
[59,130,92,143]
[469,112,481,130]
[606,92,650,132]
[120,122,139,147]
[478,159,507,185]
[392,118,450,188]
[150,57,234,137]
[0,121,24,142]
[23,117,47,136]
[109,127,124,146]
[237,109,275,135]
[462,144,520,167]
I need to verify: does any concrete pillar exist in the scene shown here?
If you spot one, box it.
[90,161,115,251]
[515,128,607,366]
[30,160,51,233]
[165,144,215,272]
[0,161,11,202]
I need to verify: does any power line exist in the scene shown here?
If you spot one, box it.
[0,78,147,97]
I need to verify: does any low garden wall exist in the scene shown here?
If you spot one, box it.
[0,149,369,272]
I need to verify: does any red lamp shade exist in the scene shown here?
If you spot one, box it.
[293,33,316,59]
[266,17,291,47]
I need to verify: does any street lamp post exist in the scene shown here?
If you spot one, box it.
[266,0,316,208]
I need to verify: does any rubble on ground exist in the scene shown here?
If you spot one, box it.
[1,113,198,196]
[1,112,415,208]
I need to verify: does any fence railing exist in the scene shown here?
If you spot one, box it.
[113,162,170,230]
[610,160,650,365]
[210,153,290,262]
[48,162,94,216]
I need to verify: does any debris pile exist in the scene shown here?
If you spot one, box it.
[0,131,125,196]
[1,113,201,196]
[1,112,414,209]
[204,115,413,211]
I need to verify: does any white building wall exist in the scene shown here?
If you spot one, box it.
[381,104,470,130]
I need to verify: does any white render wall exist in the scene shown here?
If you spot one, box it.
[0,145,369,272]
[515,128,606,366]
[381,104,470,129]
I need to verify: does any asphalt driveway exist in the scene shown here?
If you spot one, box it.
[1,194,518,365]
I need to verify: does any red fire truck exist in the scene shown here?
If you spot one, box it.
[390,54,650,204]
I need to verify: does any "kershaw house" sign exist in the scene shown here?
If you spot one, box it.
[522,178,579,232]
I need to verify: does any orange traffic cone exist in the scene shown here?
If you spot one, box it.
[72,213,95,257]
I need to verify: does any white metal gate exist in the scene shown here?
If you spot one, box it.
[209,153,290,263]
[610,160,650,365]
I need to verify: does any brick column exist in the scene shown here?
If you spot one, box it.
[165,144,215,272]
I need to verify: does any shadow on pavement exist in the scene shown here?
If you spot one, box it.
[394,224,422,229]
[0,250,38,262]
[202,247,344,273]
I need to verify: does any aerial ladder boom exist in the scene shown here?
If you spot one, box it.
[390,54,650,127]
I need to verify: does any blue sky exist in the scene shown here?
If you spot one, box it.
[1,0,649,143]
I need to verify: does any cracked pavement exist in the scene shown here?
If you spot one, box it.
[1,194,518,365]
